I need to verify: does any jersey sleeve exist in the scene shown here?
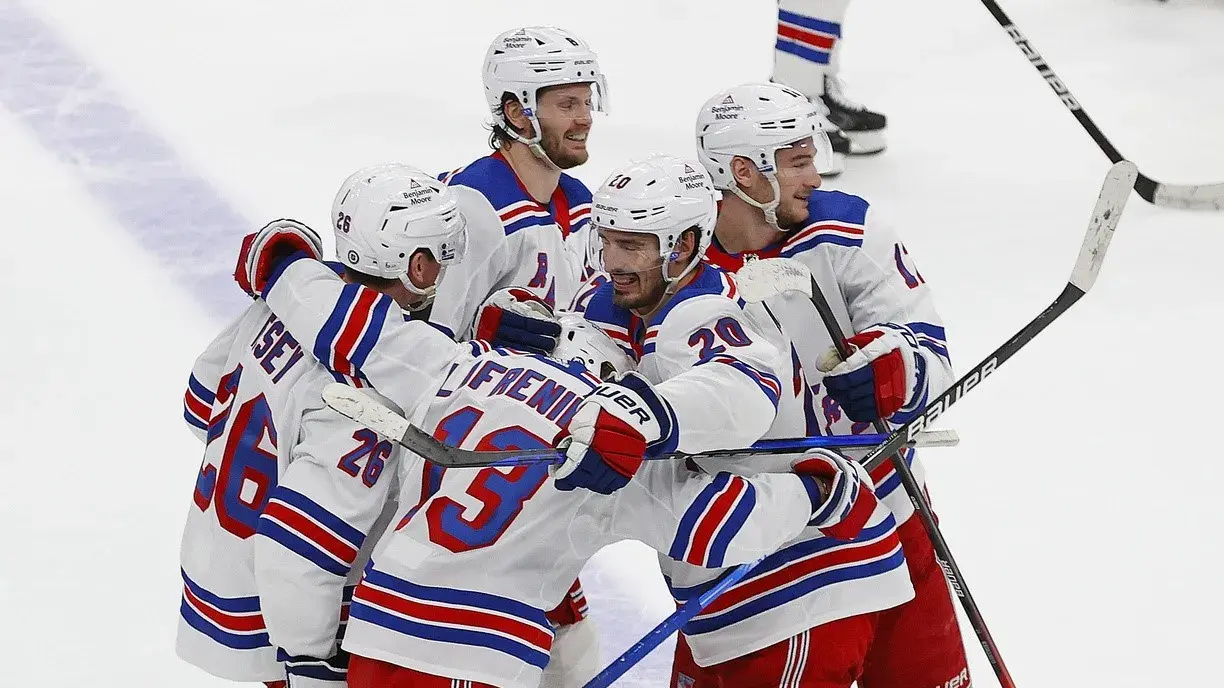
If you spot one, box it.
[428,186,515,339]
[610,460,813,568]
[253,392,400,661]
[261,259,470,413]
[649,298,788,454]
[182,309,248,441]
[840,211,955,419]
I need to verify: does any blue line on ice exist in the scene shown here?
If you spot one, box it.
[0,0,249,320]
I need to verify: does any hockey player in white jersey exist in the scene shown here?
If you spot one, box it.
[428,26,608,351]
[696,82,970,688]
[774,0,888,158]
[569,153,918,688]
[332,313,881,688]
[177,164,471,687]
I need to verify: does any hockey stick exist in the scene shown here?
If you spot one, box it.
[581,557,764,688]
[579,160,1136,688]
[980,0,1223,210]
[320,384,959,467]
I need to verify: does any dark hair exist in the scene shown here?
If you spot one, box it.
[488,92,524,151]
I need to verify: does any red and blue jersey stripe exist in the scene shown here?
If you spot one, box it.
[776,10,840,65]
[183,373,215,431]
[670,473,760,568]
[257,486,367,577]
[667,515,905,636]
[781,220,865,256]
[443,153,593,239]
[350,564,554,670]
[179,569,270,650]
[908,321,951,365]
[699,354,783,410]
[312,282,393,388]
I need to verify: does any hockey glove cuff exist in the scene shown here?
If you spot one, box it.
[794,449,878,541]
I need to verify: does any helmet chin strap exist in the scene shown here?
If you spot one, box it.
[661,251,703,296]
[730,172,784,232]
[399,270,440,313]
[504,114,561,172]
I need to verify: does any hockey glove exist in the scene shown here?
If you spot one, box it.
[473,287,562,354]
[793,449,878,541]
[818,323,926,423]
[235,219,324,298]
[554,372,670,495]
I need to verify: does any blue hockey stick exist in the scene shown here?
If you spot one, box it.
[318,384,959,468]
[582,557,763,688]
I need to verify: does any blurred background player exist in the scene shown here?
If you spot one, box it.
[430,26,609,350]
[695,82,970,688]
[774,0,888,167]
[177,164,470,688]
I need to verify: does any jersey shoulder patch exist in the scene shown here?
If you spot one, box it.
[781,190,870,257]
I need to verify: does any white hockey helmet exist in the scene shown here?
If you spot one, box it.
[552,312,634,381]
[483,26,609,165]
[695,82,833,229]
[589,154,717,289]
[332,164,468,307]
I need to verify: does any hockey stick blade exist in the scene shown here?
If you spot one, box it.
[860,160,1137,472]
[1139,176,1224,212]
[733,256,813,301]
[323,383,959,468]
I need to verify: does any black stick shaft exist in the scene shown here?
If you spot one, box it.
[975,0,1161,202]
[807,276,1018,688]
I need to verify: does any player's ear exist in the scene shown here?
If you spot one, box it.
[503,96,532,135]
[730,156,758,187]
[672,229,698,265]
[408,249,437,289]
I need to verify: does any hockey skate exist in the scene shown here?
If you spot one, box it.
[821,75,887,155]
[814,100,849,177]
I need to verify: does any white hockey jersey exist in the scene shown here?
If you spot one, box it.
[577,264,913,667]
[432,153,594,339]
[706,189,955,525]
[176,296,442,682]
[339,347,824,688]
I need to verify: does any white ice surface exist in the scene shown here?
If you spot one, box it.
[2,0,1222,685]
